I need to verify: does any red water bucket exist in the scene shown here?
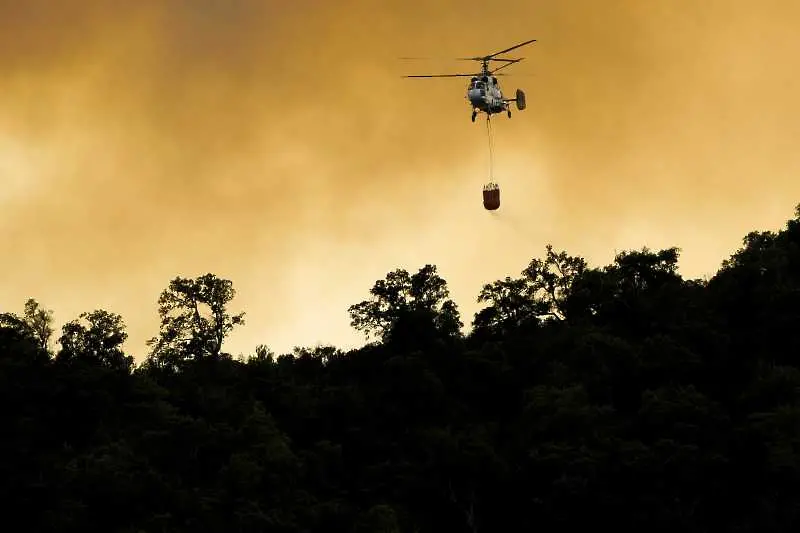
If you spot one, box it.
[483,182,500,210]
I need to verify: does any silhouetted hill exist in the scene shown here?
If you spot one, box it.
[2,206,800,532]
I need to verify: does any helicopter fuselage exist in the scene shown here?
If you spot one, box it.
[466,75,508,115]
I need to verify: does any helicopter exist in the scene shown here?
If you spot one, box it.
[403,38,536,122]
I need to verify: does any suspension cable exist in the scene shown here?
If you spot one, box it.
[485,113,495,183]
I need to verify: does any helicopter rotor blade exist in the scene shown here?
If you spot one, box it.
[401,57,521,63]
[458,57,522,63]
[398,57,469,60]
[484,38,537,59]
[402,71,525,78]
[403,73,479,78]
[400,40,536,77]
[490,58,524,73]
[402,73,524,81]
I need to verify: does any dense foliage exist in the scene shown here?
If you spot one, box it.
[3,207,800,532]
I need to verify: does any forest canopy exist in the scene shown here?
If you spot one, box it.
[2,205,800,532]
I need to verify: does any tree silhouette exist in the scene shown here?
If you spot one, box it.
[146,273,245,368]
[521,244,587,320]
[472,245,586,336]
[348,264,462,343]
[57,309,133,371]
[0,298,54,351]
[473,276,545,338]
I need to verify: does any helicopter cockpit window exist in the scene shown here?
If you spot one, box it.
[492,77,498,84]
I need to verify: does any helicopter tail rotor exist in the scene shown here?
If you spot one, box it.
[515,89,526,110]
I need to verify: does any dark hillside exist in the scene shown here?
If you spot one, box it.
[2,207,800,532]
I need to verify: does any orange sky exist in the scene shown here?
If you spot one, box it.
[2,0,800,359]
